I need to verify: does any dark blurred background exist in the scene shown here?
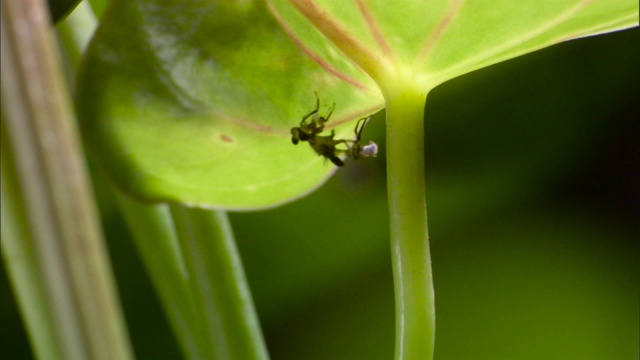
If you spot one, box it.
[2,26,638,360]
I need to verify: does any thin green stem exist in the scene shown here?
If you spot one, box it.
[1,0,133,359]
[170,206,270,360]
[384,84,435,360]
[114,193,207,359]
[1,123,64,360]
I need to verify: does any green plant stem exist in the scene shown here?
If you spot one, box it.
[384,85,435,360]
[1,0,133,359]
[1,124,64,360]
[114,193,206,359]
[169,206,270,360]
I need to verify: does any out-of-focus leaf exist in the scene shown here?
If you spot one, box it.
[48,0,81,22]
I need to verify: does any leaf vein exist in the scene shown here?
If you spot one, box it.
[266,0,374,91]
[415,0,465,67]
[356,0,397,62]
[439,0,597,81]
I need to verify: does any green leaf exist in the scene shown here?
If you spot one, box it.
[269,0,638,92]
[78,0,637,209]
[77,0,383,209]
[47,0,81,23]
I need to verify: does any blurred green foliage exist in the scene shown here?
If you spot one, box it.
[47,0,80,22]
[2,26,637,360]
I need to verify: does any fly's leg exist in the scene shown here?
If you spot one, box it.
[300,91,321,125]
[325,102,336,122]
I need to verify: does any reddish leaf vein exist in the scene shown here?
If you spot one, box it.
[266,0,373,91]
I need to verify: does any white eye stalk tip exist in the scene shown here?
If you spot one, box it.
[359,141,378,158]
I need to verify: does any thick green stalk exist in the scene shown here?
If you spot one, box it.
[170,206,270,360]
[384,84,435,360]
[1,0,133,359]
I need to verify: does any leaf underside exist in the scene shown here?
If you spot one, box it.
[77,0,637,209]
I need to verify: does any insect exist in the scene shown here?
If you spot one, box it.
[306,131,349,167]
[290,92,335,145]
[291,93,378,167]
[291,93,347,166]
[348,117,378,161]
